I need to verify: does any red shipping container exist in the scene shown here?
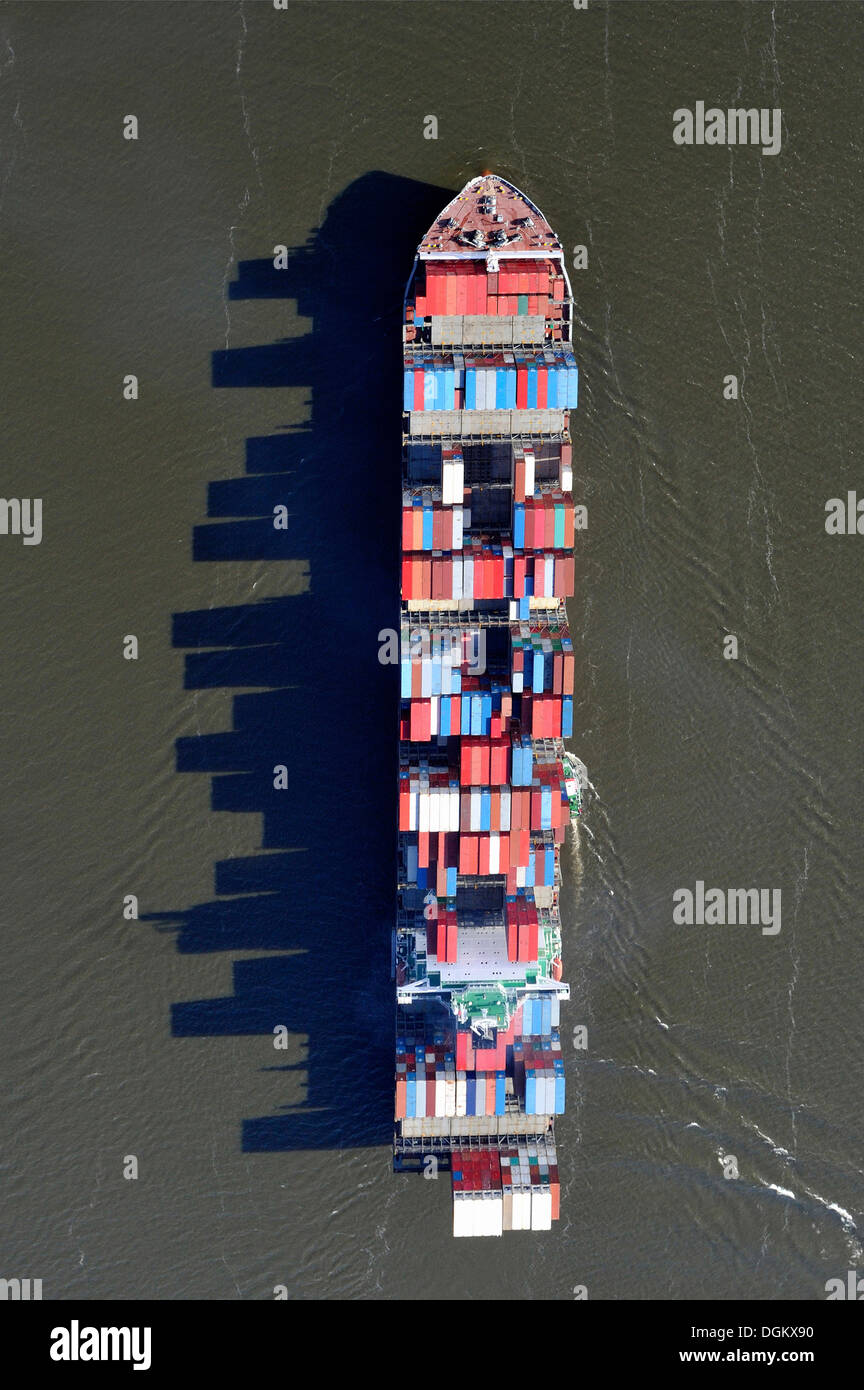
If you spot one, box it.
[465,272,476,315]
[517,920,529,960]
[479,743,490,782]
[559,554,575,596]
[418,830,430,869]
[516,364,528,409]
[527,920,539,959]
[514,457,526,503]
[459,834,479,875]
[413,699,431,742]
[413,369,424,410]
[537,367,548,409]
[553,650,563,696]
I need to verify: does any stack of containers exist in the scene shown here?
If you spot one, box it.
[512,493,576,551]
[430,907,459,964]
[400,681,513,743]
[510,729,534,785]
[510,623,576,698]
[416,261,566,322]
[459,736,510,785]
[401,487,467,551]
[404,354,579,413]
[499,1144,556,1231]
[511,550,575,601]
[402,537,517,602]
[512,1031,565,1115]
[505,895,540,963]
[528,832,558,888]
[399,1041,458,1120]
[522,994,561,1035]
[399,624,464,701]
[452,1149,504,1238]
[512,443,536,503]
[519,689,575,738]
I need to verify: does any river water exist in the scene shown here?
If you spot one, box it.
[1,0,862,1300]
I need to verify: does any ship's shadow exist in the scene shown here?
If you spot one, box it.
[144,171,455,1151]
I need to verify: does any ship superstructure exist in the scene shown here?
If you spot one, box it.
[394,175,581,1236]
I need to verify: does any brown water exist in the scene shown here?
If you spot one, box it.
[1,0,863,1300]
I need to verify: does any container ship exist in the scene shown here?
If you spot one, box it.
[394,175,582,1237]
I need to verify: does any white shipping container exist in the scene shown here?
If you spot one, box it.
[445,1075,456,1118]
[490,1193,504,1238]
[441,459,453,506]
[511,1189,531,1232]
[531,1190,553,1231]
[453,1192,471,1238]
[435,1074,446,1118]
[524,448,536,497]
[489,832,500,874]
